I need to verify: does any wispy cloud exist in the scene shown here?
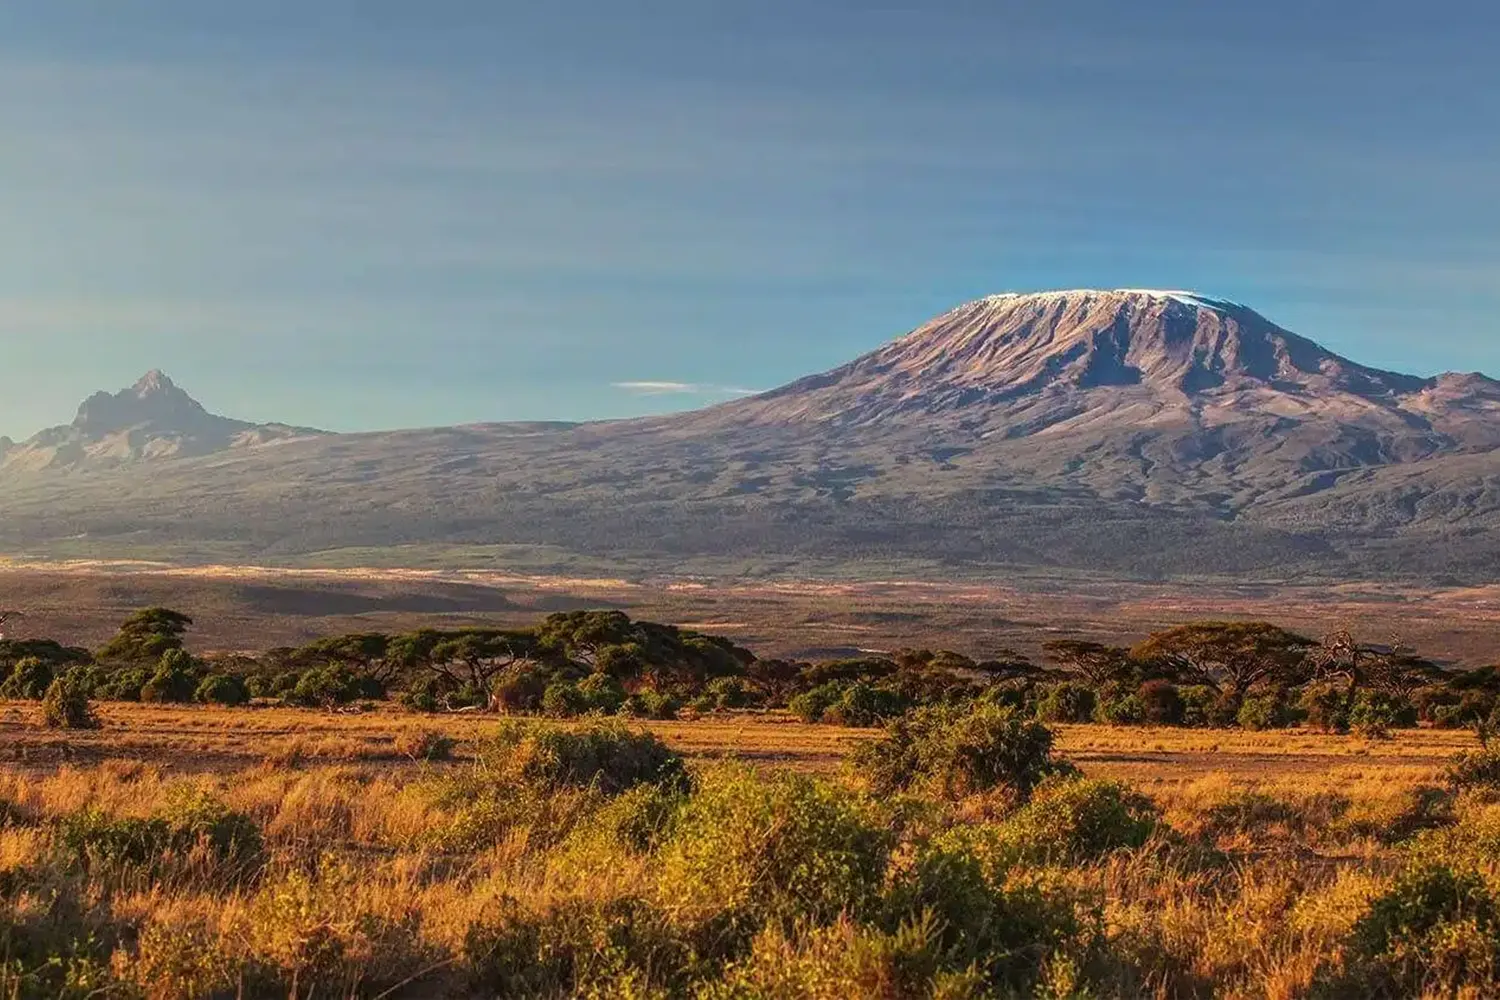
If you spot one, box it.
[612,381,760,397]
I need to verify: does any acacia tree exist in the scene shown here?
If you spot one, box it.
[1041,640,1135,687]
[1311,630,1442,719]
[97,608,193,664]
[426,630,538,700]
[1130,622,1314,703]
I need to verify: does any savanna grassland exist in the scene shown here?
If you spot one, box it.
[5,701,1500,999]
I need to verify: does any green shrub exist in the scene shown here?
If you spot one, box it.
[1236,693,1290,731]
[621,690,679,720]
[1137,680,1185,725]
[1445,748,1500,792]
[464,896,689,998]
[41,677,98,729]
[0,657,54,700]
[821,682,907,728]
[1339,863,1500,996]
[657,766,891,934]
[542,681,587,718]
[1094,693,1145,725]
[1350,692,1415,739]
[788,681,846,723]
[476,719,687,796]
[94,665,149,702]
[1177,685,1222,728]
[141,650,202,703]
[995,776,1160,865]
[59,789,263,874]
[400,674,447,712]
[704,676,757,711]
[288,665,377,707]
[491,663,547,713]
[194,673,250,707]
[1036,682,1096,724]
[854,703,1073,802]
[1300,684,1350,733]
[578,673,627,714]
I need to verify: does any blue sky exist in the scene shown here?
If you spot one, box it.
[0,1,1496,434]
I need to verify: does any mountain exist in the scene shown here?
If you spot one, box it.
[0,290,1496,581]
[0,371,325,471]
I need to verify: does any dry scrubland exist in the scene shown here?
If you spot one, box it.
[5,703,1500,998]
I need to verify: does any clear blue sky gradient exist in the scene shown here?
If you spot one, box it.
[1,1,1496,434]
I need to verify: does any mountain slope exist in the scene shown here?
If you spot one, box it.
[0,291,1495,581]
[0,371,325,471]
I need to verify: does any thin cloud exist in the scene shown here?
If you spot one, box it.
[612,381,760,397]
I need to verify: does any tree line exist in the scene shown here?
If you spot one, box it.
[4,608,1498,735]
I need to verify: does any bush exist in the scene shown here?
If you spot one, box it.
[395,728,455,761]
[1036,682,1096,724]
[0,657,54,700]
[542,682,587,718]
[657,766,891,934]
[1137,680,1185,725]
[477,720,688,796]
[94,665,149,702]
[788,681,845,723]
[141,650,202,704]
[1339,863,1500,996]
[42,677,98,729]
[288,665,377,707]
[1445,748,1500,792]
[1237,693,1290,731]
[1178,685,1222,727]
[1094,693,1145,725]
[400,674,447,712]
[621,690,679,721]
[1351,692,1416,739]
[491,663,547,713]
[996,776,1160,865]
[59,789,263,874]
[194,673,250,707]
[821,682,907,728]
[704,676,757,711]
[854,703,1073,802]
[1301,684,1350,733]
[577,673,627,714]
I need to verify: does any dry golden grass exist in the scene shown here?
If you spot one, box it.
[3,702,1497,998]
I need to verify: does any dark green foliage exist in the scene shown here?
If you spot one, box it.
[1132,622,1314,698]
[1094,690,1145,725]
[1137,680,1185,725]
[987,777,1160,866]
[820,681,908,728]
[59,790,263,873]
[1036,682,1096,723]
[577,673,627,714]
[194,673,250,707]
[96,607,193,664]
[1351,691,1416,738]
[1338,863,1500,996]
[854,703,1073,801]
[1236,693,1291,731]
[1445,748,1500,792]
[400,673,447,712]
[464,896,690,998]
[41,677,98,729]
[287,664,379,707]
[703,676,757,711]
[140,649,202,704]
[0,656,53,700]
[1301,684,1352,733]
[788,681,847,723]
[476,720,688,796]
[1178,685,1225,727]
[542,681,587,718]
[491,662,547,713]
[621,690,679,720]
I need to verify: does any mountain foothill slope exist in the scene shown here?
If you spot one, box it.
[1,290,1497,581]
